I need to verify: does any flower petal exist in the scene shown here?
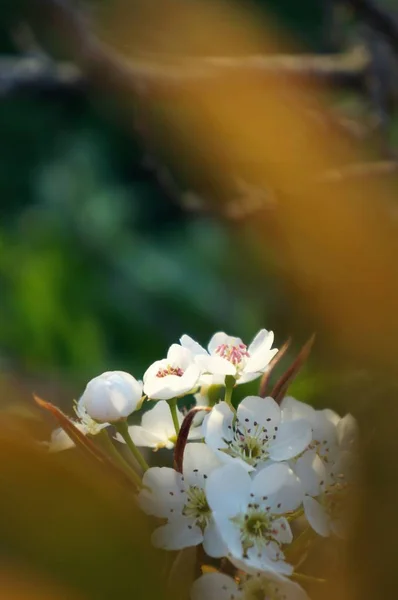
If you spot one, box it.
[251,463,297,500]
[280,396,315,422]
[303,496,330,537]
[152,517,203,550]
[142,400,180,433]
[272,517,293,544]
[245,330,278,373]
[139,467,185,518]
[203,401,234,450]
[254,464,303,513]
[180,334,208,357]
[190,573,241,600]
[269,419,312,461]
[195,355,236,376]
[237,396,281,432]
[167,344,194,370]
[208,332,243,355]
[183,442,222,487]
[128,426,167,449]
[206,463,251,516]
[294,450,325,497]
[202,518,227,558]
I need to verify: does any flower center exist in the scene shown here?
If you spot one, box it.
[222,419,276,467]
[156,365,184,378]
[232,509,280,557]
[215,343,250,366]
[182,485,211,531]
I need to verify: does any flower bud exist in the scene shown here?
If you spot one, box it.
[80,371,143,423]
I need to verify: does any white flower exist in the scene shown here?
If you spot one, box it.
[47,398,109,452]
[117,400,202,451]
[138,443,225,557]
[281,397,358,496]
[180,329,278,385]
[191,572,308,600]
[281,397,341,466]
[206,462,303,574]
[204,397,312,472]
[281,399,358,537]
[143,344,201,400]
[80,371,143,423]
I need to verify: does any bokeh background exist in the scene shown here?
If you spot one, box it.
[2,0,398,598]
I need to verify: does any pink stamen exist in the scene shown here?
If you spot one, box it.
[156,366,184,378]
[215,343,250,365]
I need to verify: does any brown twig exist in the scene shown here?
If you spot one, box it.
[173,406,211,473]
[270,334,316,404]
[258,338,291,398]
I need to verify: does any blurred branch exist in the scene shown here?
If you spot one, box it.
[0,56,85,96]
[0,49,369,98]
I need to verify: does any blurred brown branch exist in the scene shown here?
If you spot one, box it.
[0,49,369,97]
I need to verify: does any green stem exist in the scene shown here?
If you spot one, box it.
[285,525,314,562]
[291,573,326,584]
[99,429,142,489]
[224,375,236,410]
[286,507,305,522]
[168,398,180,436]
[115,421,149,473]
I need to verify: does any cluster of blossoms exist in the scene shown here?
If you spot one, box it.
[45,329,357,600]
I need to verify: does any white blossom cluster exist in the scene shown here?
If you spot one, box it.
[47,329,357,600]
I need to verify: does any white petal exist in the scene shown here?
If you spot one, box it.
[236,371,264,385]
[256,466,303,514]
[208,332,242,354]
[143,359,168,382]
[206,463,251,516]
[139,467,185,518]
[312,410,339,448]
[203,402,234,450]
[48,426,81,452]
[294,450,325,497]
[272,517,293,544]
[337,413,358,451]
[237,396,281,431]
[128,426,165,449]
[245,342,278,373]
[81,371,143,422]
[245,330,277,372]
[191,573,240,600]
[180,334,208,357]
[144,364,200,400]
[202,518,227,558]
[152,517,203,550]
[183,442,222,487]
[244,544,293,576]
[212,514,243,558]
[195,355,236,376]
[167,343,194,370]
[303,496,330,537]
[251,463,297,500]
[248,329,273,353]
[262,578,309,600]
[141,400,180,438]
[269,419,312,461]
[280,396,315,422]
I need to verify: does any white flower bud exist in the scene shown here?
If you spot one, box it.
[80,371,143,423]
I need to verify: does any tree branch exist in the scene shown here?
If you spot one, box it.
[0,48,369,98]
